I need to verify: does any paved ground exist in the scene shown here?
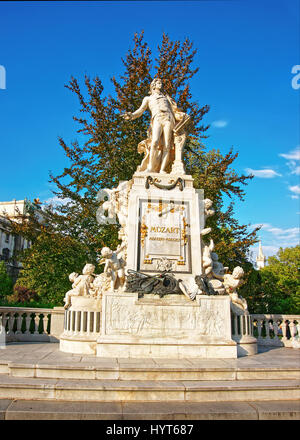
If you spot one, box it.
[0,343,298,420]
[0,342,299,369]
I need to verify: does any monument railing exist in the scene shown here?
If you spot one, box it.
[231,310,254,341]
[0,306,299,348]
[251,314,300,347]
[0,306,65,343]
[63,309,101,337]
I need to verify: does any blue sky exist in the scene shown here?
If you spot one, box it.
[0,0,299,260]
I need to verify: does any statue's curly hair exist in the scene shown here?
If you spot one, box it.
[149,78,162,94]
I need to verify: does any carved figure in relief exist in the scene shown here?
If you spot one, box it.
[122,78,189,174]
[100,245,126,291]
[63,264,95,309]
[223,266,248,310]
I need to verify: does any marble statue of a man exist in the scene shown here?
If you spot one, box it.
[122,78,187,174]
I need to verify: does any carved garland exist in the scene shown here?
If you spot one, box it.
[145,176,184,191]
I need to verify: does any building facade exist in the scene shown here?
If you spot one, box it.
[0,200,33,281]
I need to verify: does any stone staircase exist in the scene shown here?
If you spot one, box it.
[0,343,298,419]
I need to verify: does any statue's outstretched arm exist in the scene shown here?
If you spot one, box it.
[122,97,149,121]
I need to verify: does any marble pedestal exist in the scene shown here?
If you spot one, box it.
[126,172,204,282]
[96,292,238,359]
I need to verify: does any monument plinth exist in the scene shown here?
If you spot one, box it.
[59,78,257,358]
[126,172,203,279]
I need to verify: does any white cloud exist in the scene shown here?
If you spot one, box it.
[43,196,72,207]
[291,195,299,200]
[250,223,299,247]
[279,146,300,161]
[212,120,228,128]
[245,168,282,178]
[279,147,300,176]
[289,185,300,195]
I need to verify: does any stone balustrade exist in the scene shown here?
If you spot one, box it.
[251,314,300,348]
[0,306,65,343]
[1,305,299,351]
[231,311,254,339]
[64,309,101,336]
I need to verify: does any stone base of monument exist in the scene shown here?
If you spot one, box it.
[96,292,242,359]
[59,292,257,358]
[59,296,102,355]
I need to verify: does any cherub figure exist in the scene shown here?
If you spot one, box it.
[63,264,95,309]
[100,245,126,291]
[204,199,215,221]
[223,266,248,310]
[90,272,111,296]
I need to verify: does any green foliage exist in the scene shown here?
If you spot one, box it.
[260,246,300,314]
[0,261,13,297]
[240,245,300,314]
[6,285,38,304]
[15,230,98,306]
[8,32,260,305]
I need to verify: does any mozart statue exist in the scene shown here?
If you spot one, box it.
[122,78,190,174]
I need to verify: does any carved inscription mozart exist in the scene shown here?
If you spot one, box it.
[138,198,192,273]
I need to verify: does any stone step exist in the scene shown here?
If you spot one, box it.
[1,359,299,381]
[1,399,300,420]
[0,374,298,402]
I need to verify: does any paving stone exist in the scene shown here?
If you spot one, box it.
[251,400,300,420]
[0,400,13,420]
[5,399,122,420]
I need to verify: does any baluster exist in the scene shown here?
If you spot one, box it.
[239,315,244,336]
[97,312,101,333]
[257,319,262,338]
[273,319,279,340]
[234,315,238,336]
[15,313,23,334]
[289,321,296,341]
[42,314,48,335]
[264,319,270,340]
[25,312,32,334]
[80,311,84,334]
[34,313,40,335]
[74,311,79,334]
[296,321,300,339]
[0,313,7,341]
[245,316,248,335]
[87,312,91,334]
[7,313,14,336]
[281,320,287,341]
[93,312,97,333]
[65,311,70,332]
[250,318,253,336]
[70,311,74,333]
